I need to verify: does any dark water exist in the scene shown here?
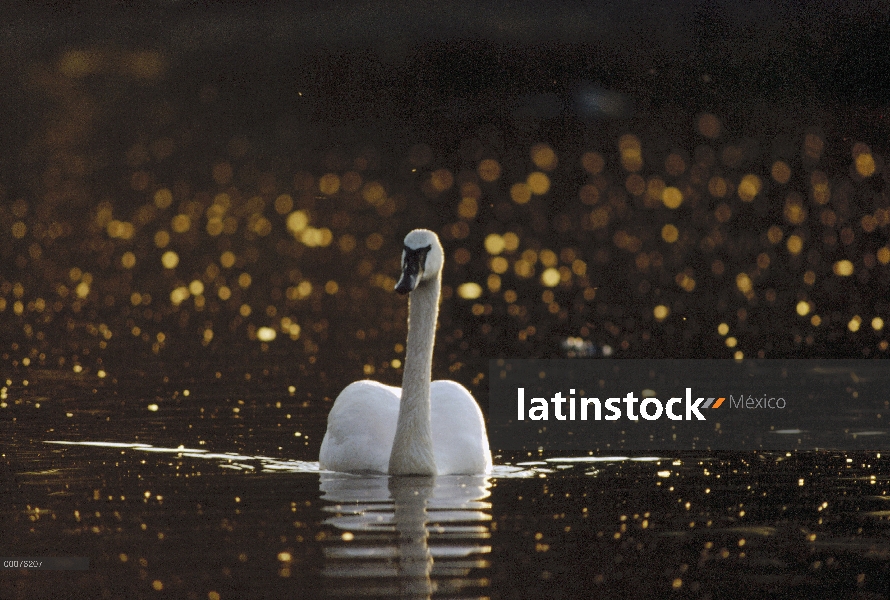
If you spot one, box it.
[3,3,890,599]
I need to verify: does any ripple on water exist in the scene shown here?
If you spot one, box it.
[319,473,492,598]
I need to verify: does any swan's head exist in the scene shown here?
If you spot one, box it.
[395,229,444,295]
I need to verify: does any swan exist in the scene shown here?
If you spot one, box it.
[319,229,492,476]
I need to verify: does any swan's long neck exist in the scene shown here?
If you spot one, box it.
[389,274,440,475]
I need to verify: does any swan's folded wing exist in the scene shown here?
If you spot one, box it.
[430,380,493,475]
[319,381,401,474]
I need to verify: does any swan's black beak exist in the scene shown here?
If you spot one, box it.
[395,244,431,295]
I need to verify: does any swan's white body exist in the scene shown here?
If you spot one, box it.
[319,229,492,476]
[319,380,491,475]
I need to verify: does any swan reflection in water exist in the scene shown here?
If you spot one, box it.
[319,473,492,599]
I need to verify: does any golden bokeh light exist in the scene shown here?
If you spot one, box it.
[757,253,770,270]
[714,203,732,223]
[539,249,557,267]
[662,186,683,209]
[697,113,721,138]
[286,211,308,235]
[457,282,483,299]
[796,301,811,316]
[462,181,482,200]
[530,143,558,171]
[458,197,478,219]
[107,220,135,239]
[737,174,762,202]
[171,214,191,233]
[581,152,605,174]
[338,234,356,254]
[510,182,532,204]
[571,259,586,275]
[161,251,179,269]
[300,227,331,247]
[707,176,727,198]
[477,158,502,182]
[154,188,173,209]
[319,173,341,195]
[855,153,876,177]
[455,249,473,266]
[810,171,830,204]
[491,256,508,273]
[59,49,103,78]
[771,161,791,184]
[661,224,679,243]
[653,305,670,321]
[540,268,560,287]
[256,327,277,342]
[832,260,854,276]
[625,174,646,196]
[430,169,454,192]
[206,218,223,236]
[675,271,696,291]
[365,233,384,251]
[341,171,362,193]
[514,258,533,278]
[527,172,551,195]
[783,193,806,225]
[618,134,643,172]
[170,286,189,305]
[362,181,386,205]
[786,235,803,255]
[645,177,665,207]
[803,134,824,161]
[485,234,506,255]
[735,273,753,294]
[579,184,600,205]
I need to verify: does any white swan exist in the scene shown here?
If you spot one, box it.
[319,229,492,476]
